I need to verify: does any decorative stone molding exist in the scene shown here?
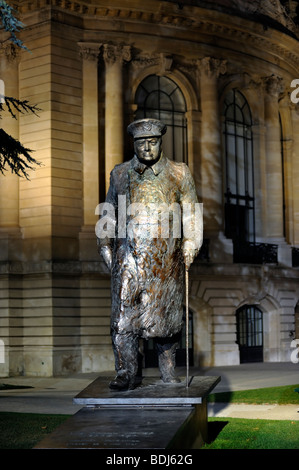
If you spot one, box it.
[178,60,197,75]
[231,0,296,34]
[159,53,173,75]
[0,42,20,63]
[102,43,131,66]
[262,74,285,98]
[131,52,160,69]
[132,53,157,68]
[78,42,101,62]
[234,72,263,92]
[198,57,227,79]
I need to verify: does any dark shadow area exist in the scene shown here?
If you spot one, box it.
[208,391,234,403]
[205,420,229,445]
[186,366,233,416]
[0,384,34,390]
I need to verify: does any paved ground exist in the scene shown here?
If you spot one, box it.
[0,362,298,419]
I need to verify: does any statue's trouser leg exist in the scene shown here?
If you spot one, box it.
[111,330,139,388]
[155,333,181,383]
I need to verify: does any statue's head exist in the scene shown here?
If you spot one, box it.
[127,118,167,166]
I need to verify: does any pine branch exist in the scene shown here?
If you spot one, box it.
[0,0,29,51]
[0,2,41,179]
[0,96,41,120]
[0,128,42,179]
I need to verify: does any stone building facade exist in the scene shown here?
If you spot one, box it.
[1,0,299,376]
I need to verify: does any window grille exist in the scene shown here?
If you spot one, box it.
[237,305,263,363]
[135,75,188,163]
[223,89,255,243]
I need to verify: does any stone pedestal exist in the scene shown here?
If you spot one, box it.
[35,375,220,449]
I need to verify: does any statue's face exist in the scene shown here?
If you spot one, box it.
[134,137,162,165]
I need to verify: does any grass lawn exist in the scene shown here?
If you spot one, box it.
[205,384,299,449]
[0,412,70,449]
[208,383,299,404]
[204,417,299,449]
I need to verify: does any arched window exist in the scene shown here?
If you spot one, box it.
[223,89,255,243]
[135,75,188,163]
[236,305,263,363]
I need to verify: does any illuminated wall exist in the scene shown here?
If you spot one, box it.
[0,0,299,376]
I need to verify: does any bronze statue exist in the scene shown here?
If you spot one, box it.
[97,118,203,390]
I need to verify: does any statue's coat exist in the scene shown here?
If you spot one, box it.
[98,153,202,339]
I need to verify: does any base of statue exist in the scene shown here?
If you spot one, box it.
[34,375,220,449]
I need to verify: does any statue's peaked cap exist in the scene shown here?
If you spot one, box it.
[127,118,167,139]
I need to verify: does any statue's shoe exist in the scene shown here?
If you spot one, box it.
[109,374,130,390]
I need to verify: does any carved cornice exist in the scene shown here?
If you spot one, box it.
[14,0,299,70]
[195,20,299,70]
[16,0,298,35]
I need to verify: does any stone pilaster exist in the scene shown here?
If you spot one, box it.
[185,109,201,182]
[290,102,299,245]
[103,43,131,192]
[198,57,227,236]
[251,123,267,240]
[78,43,102,259]
[263,74,285,240]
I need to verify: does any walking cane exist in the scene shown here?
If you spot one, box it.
[185,266,189,388]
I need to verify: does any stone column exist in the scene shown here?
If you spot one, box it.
[263,74,285,240]
[198,57,226,236]
[185,109,202,198]
[279,94,294,246]
[79,43,101,227]
[291,103,299,245]
[78,43,101,259]
[103,43,131,192]
[251,123,267,240]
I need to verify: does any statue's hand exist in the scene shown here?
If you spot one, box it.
[183,241,195,270]
[100,246,113,271]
